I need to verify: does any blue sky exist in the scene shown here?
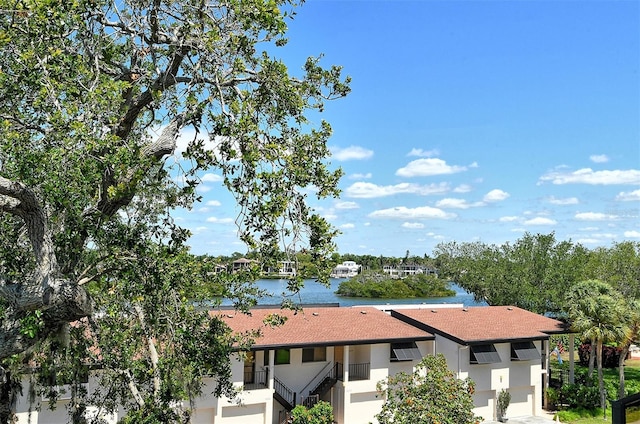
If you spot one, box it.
[175,0,640,257]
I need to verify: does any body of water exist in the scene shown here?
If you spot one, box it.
[222,278,487,307]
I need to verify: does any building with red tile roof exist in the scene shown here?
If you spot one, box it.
[15,304,574,424]
[390,305,568,345]
[219,306,434,349]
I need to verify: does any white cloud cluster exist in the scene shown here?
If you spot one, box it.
[407,148,439,157]
[348,172,372,180]
[335,201,359,210]
[396,158,470,177]
[616,189,640,201]
[330,145,374,161]
[539,168,640,185]
[547,196,579,205]
[402,222,425,229]
[574,212,619,221]
[368,206,456,220]
[483,189,510,202]
[523,217,557,225]
[590,154,610,163]
[344,182,450,198]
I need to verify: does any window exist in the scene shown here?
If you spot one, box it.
[511,341,541,361]
[469,344,501,364]
[275,349,290,365]
[302,347,326,363]
[390,342,421,361]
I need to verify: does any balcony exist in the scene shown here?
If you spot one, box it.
[243,370,268,390]
[348,362,370,381]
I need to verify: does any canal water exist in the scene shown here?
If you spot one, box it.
[221,278,487,307]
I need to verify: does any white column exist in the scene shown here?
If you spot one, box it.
[543,340,550,410]
[343,345,350,383]
[268,350,275,390]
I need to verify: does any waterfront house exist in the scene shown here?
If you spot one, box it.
[231,257,255,272]
[330,261,361,278]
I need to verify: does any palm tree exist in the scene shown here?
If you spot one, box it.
[566,280,627,410]
[617,299,640,399]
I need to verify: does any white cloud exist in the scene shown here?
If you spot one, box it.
[483,189,510,202]
[206,200,222,206]
[401,222,425,229]
[369,206,456,220]
[453,184,473,193]
[331,145,374,161]
[539,168,640,185]
[205,216,234,224]
[323,213,338,220]
[202,173,223,182]
[547,196,579,205]
[500,216,519,222]
[335,201,359,210]
[575,212,619,221]
[590,154,610,163]
[395,158,468,177]
[524,217,557,225]
[344,181,450,198]
[616,189,640,201]
[407,148,439,157]
[340,223,355,229]
[624,230,640,238]
[348,172,372,180]
[436,198,477,209]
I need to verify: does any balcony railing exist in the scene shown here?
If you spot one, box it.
[243,370,268,390]
[348,363,370,381]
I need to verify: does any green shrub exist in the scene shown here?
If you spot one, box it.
[560,382,599,409]
[291,401,334,424]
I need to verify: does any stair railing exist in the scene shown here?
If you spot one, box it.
[299,361,335,397]
[274,376,296,409]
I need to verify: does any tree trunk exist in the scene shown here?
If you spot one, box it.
[588,340,596,379]
[618,344,629,399]
[596,339,605,411]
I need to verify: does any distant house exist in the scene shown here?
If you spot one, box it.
[382,263,438,277]
[330,261,360,278]
[263,260,297,277]
[213,264,227,274]
[232,257,255,273]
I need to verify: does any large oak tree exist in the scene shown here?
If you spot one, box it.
[0,0,349,421]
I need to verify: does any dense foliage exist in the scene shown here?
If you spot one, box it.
[290,400,334,424]
[0,0,349,421]
[376,354,480,424]
[335,272,455,298]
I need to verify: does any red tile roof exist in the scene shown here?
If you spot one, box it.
[391,306,569,344]
[218,306,434,349]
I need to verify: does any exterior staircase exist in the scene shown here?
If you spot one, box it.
[274,376,296,411]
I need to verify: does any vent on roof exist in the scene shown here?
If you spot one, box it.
[360,310,367,314]
[431,309,437,313]
[507,307,513,311]
[312,312,319,316]
[511,341,541,361]
[470,344,501,364]
[462,308,468,312]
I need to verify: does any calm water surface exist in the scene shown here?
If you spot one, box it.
[220,278,487,307]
